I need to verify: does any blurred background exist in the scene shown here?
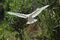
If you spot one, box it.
[0,0,60,40]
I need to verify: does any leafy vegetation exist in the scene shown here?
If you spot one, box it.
[0,0,60,40]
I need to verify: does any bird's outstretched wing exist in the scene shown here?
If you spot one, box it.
[7,12,27,18]
[30,5,49,18]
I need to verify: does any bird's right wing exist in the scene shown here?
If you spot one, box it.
[7,12,28,18]
[30,5,49,18]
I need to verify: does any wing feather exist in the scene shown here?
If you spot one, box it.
[7,12,27,18]
[30,5,49,18]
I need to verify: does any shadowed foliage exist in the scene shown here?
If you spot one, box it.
[0,0,60,40]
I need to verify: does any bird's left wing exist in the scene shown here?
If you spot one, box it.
[30,5,49,18]
[7,12,28,18]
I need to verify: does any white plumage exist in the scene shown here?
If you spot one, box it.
[7,5,49,24]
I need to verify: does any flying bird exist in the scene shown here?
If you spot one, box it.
[7,5,49,24]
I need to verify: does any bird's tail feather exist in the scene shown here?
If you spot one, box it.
[26,19,37,24]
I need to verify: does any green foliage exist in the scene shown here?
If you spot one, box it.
[0,0,60,40]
